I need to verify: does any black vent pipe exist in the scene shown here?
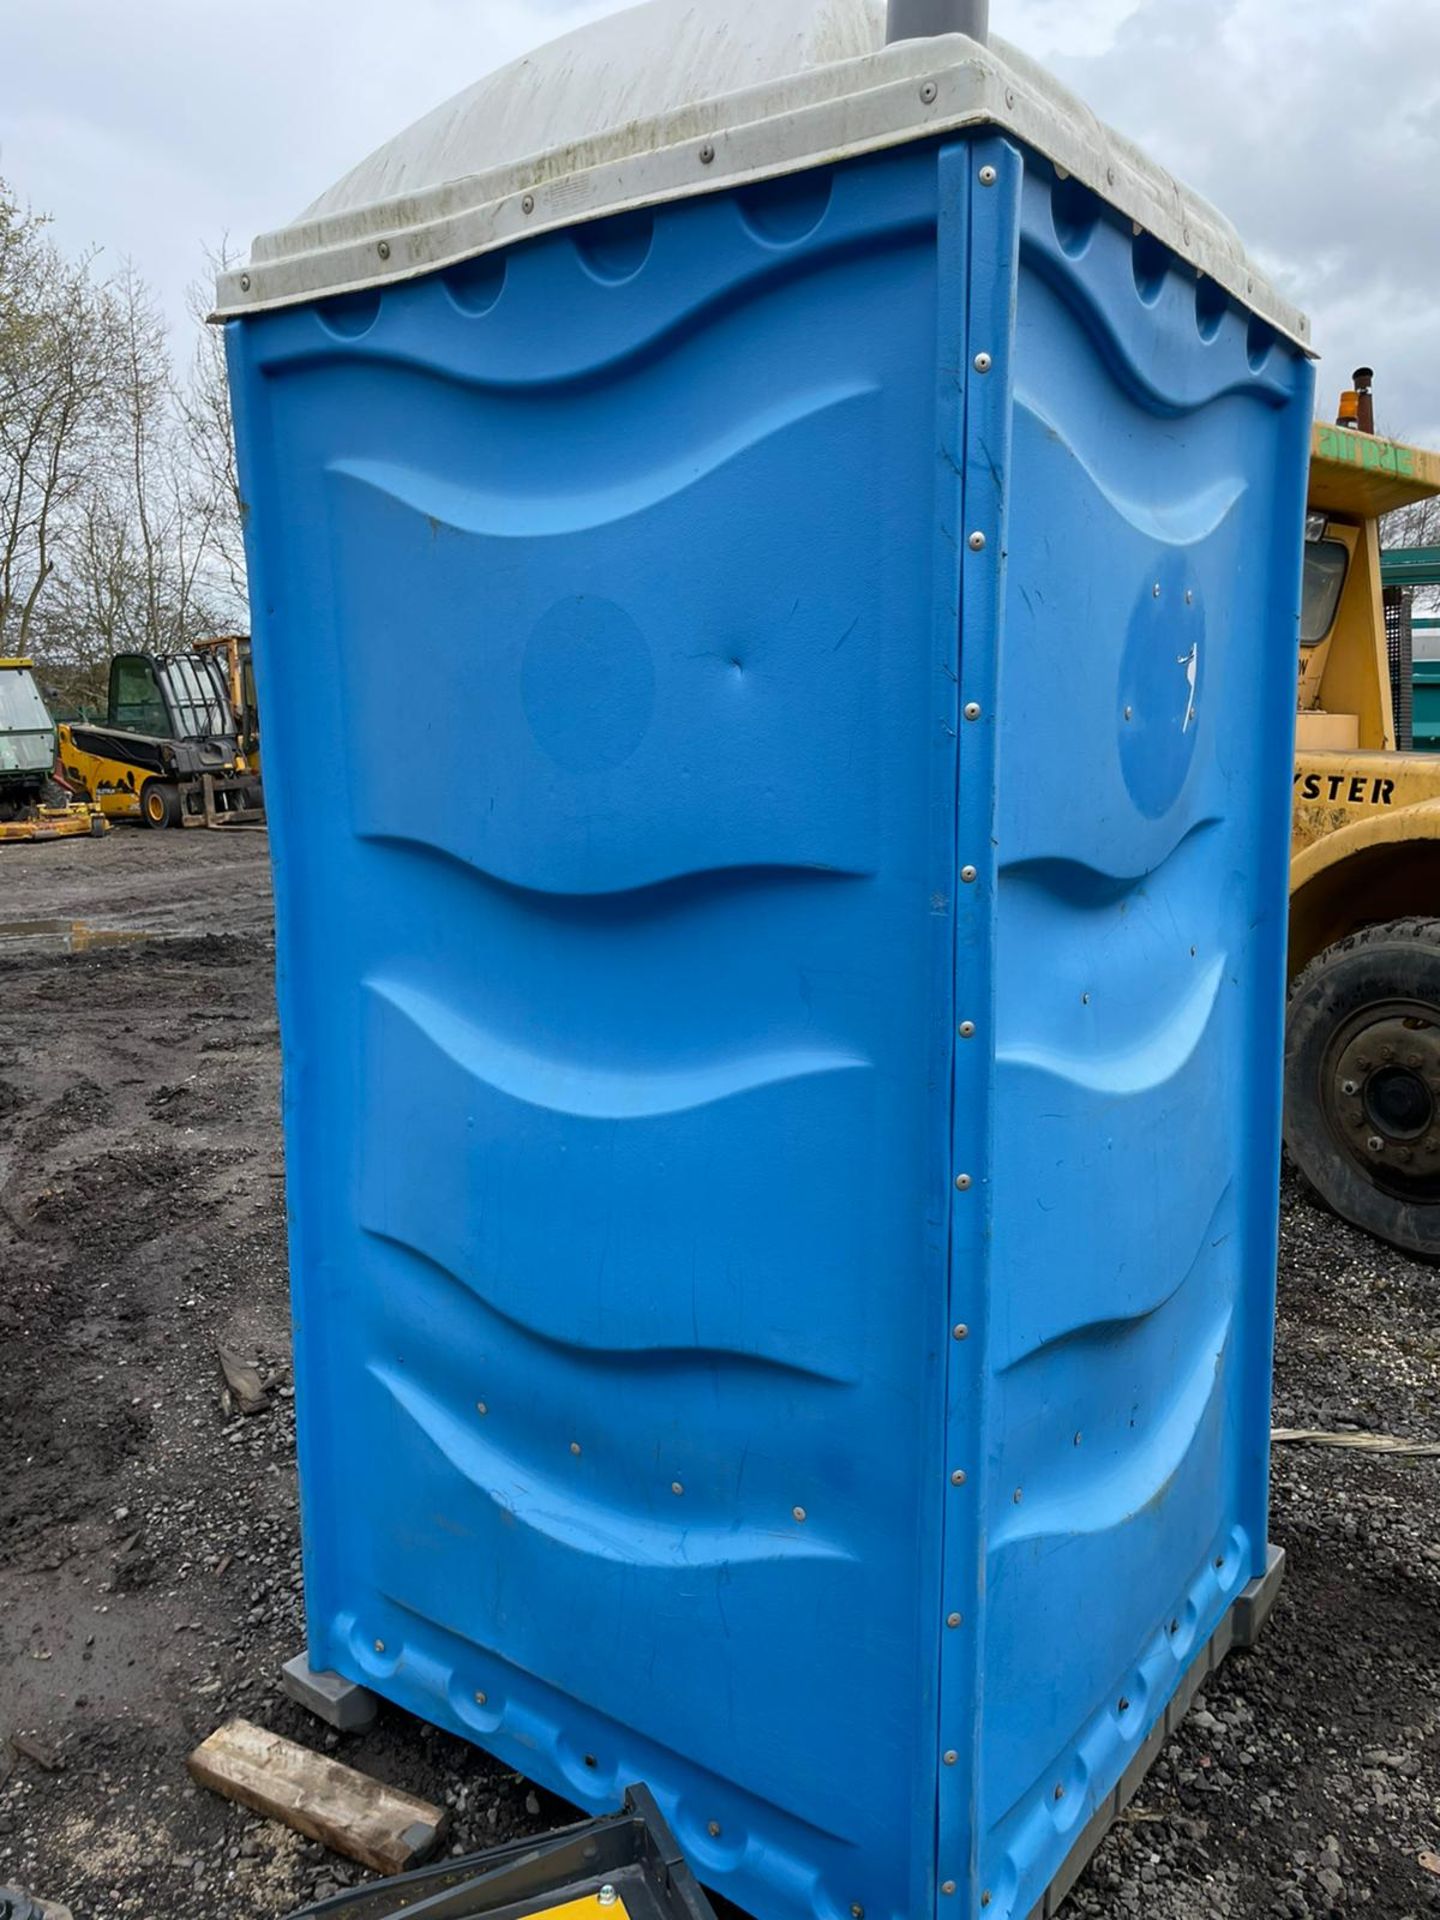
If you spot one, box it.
[887,0,989,44]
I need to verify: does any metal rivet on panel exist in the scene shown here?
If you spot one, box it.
[522,194,535,214]
[598,1890,618,1910]
[953,1324,969,1341]
[672,1481,685,1496]
[968,531,987,551]
[240,274,251,292]
[474,1690,487,1706]
[951,1469,967,1486]
[1005,88,1016,107]
[979,166,998,187]
[961,866,978,885]
[920,80,938,103]
[943,1749,958,1766]
[954,1174,972,1191]
[570,1441,582,1456]
[947,1612,963,1628]
[959,1021,976,1039]
[964,702,981,721]
[709,1822,722,1838]
[699,144,716,164]
[793,1505,807,1523]
[1152,582,1162,598]
[973,352,993,374]
[942,1883,957,1898]
[476,1401,488,1415]
[374,1639,385,1654]
[377,240,391,260]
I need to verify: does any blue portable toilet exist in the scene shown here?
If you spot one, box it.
[219,3,1314,1916]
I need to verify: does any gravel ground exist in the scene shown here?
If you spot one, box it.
[1,831,1438,1918]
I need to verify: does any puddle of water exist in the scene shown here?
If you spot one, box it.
[0,918,156,953]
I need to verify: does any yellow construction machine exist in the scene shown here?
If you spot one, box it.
[1285,377,1440,1257]
[59,637,263,829]
[0,659,107,845]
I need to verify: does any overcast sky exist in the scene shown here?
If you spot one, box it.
[3,0,1438,441]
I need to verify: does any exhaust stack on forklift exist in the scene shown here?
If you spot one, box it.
[219,2,1314,1916]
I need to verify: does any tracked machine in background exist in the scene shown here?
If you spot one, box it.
[1286,374,1440,1259]
[0,659,107,845]
[59,638,264,830]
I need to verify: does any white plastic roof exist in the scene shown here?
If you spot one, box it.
[214,0,1308,349]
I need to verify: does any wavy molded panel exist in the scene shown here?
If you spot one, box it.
[359,980,879,1376]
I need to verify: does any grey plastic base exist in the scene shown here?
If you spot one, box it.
[1024,1546,1286,1920]
[281,1652,380,1733]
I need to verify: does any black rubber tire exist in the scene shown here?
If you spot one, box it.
[139,779,180,830]
[1285,918,1440,1261]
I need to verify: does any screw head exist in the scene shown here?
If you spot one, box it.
[570,1440,582,1455]
[951,1469,967,1486]
[377,240,391,260]
[708,1821,722,1837]
[521,194,535,214]
[942,1882,957,1897]
[959,1021,976,1039]
[374,1639,385,1654]
[474,1689,487,1705]
[239,273,251,292]
[598,1888,618,1909]
[1368,1136,1385,1154]
[699,143,716,164]
[476,1401,488,1415]
[947,1612,963,1628]
[943,1749,958,1766]
[961,866,978,885]
[979,166,998,186]
[968,530,987,551]
[920,80,938,103]
[953,1324,969,1340]
[964,701,982,721]
[1341,1080,1359,1097]
[973,352,993,374]
[792,1505,807,1522]
[671,1481,685,1495]
[955,1173,972,1190]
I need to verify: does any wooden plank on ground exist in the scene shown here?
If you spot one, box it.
[187,1718,448,1873]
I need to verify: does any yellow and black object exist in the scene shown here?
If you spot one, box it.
[0,658,108,845]
[1284,383,1440,1258]
[59,645,263,830]
[286,1787,717,1920]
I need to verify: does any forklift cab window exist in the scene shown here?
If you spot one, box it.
[112,657,171,736]
[159,656,230,738]
[1301,538,1350,646]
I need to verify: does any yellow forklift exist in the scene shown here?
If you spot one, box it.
[1286,374,1440,1258]
[0,659,107,845]
[58,639,263,830]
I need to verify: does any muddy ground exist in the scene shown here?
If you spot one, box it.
[1,830,1438,1919]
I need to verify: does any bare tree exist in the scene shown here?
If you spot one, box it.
[0,173,247,710]
[0,180,119,658]
[179,244,248,617]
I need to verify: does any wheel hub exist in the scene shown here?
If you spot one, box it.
[1325,1001,1440,1198]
